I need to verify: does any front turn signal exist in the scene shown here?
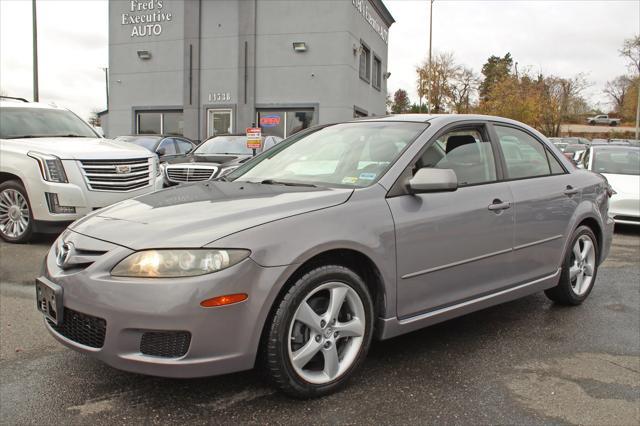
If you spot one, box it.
[200,293,248,308]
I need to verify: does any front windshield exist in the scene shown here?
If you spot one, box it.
[592,148,640,175]
[116,136,160,151]
[227,121,427,188]
[0,107,97,139]
[195,136,252,155]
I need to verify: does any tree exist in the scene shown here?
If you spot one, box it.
[385,92,393,114]
[391,89,410,114]
[620,35,640,75]
[450,67,479,113]
[479,53,513,102]
[88,109,101,127]
[416,52,467,113]
[604,75,631,113]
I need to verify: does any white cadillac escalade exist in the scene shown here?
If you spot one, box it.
[0,98,163,243]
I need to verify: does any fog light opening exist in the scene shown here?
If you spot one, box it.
[200,293,248,308]
[45,193,76,214]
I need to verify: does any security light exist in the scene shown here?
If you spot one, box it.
[292,42,307,52]
[137,50,152,60]
[383,72,392,80]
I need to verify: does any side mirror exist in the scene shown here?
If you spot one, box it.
[408,168,458,194]
[156,147,166,156]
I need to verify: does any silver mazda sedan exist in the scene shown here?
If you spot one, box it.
[37,115,614,398]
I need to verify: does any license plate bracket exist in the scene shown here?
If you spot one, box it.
[36,277,63,325]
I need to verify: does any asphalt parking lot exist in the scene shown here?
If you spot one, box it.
[1,228,638,425]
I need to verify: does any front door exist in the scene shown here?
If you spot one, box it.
[387,126,515,319]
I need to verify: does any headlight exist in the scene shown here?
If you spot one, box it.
[28,152,68,183]
[219,166,239,178]
[111,249,250,278]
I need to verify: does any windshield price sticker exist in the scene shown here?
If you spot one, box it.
[246,127,262,149]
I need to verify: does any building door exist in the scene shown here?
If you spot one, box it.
[207,109,233,137]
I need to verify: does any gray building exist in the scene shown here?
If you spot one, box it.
[101,0,394,141]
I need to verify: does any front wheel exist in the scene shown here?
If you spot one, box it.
[263,265,374,398]
[545,226,598,305]
[0,181,34,243]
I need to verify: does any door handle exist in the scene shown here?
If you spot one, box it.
[564,185,579,196]
[488,199,511,211]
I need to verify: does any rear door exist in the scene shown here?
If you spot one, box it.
[387,122,516,319]
[491,123,577,284]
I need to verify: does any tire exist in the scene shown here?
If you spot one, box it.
[545,225,599,305]
[263,265,374,398]
[0,180,34,243]
[589,120,596,125]
[610,122,618,127]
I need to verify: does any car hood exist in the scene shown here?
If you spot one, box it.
[164,154,250,165]
[602,173,640,196]
[70,182,353,249]
[2,137,152,160]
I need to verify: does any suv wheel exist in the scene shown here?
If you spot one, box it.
[0,181,34,243]
[264,265,374,398]
[545,225,598,305]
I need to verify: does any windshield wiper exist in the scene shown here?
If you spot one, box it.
[260,179,317,188]
[52,134,87,138]
[3,135,49,139]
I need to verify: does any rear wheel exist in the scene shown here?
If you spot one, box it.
[545,226,598,305]
[264,265,374,398]
[0,181,34,243]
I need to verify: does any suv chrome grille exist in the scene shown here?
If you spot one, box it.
[79,158,151,192]
[166,166,217,183]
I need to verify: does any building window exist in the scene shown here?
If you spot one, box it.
[207,109,233,137]
[257,109,316,139]
[359,43,371,83]
[136,111,183,135]
[372,56,382,90]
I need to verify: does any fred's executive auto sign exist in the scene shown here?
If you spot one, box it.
[352,0,388,44]
[121,0,173,38]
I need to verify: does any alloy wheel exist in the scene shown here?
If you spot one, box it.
[0,189,30,239]
[569,234,596,296]
[287,282,366,385]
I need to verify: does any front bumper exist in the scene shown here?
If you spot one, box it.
[28,174,164,223]
[41,231,288,378]
[609,194,640,226]
[600,216,615,264]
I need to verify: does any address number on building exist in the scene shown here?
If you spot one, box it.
[209,92,231,102]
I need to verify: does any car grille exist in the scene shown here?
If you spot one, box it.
[47,308,106,349]
[79,158,152,192]
[166,166,217,183]
[140,331,191,358]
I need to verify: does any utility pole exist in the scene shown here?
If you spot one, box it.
[635,79,639,141]
[102,68,109,109]
[426,0,434,114]
[32,0,39,102]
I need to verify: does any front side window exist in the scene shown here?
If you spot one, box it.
[158,138,177,155]
[228,122,427,188]
[0,107,97,139]
[495,125,563,179]
[175,139,193,154]
[359,43,371,82]
[415,129,497,186]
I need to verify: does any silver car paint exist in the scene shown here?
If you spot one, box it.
[42,114,614,378]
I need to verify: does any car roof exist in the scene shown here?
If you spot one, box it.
[591,144,639,150]
[0,100,67,110]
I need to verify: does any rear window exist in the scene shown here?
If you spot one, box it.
[592,149,640,175]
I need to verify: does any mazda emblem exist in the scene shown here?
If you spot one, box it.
[56,241,74,269]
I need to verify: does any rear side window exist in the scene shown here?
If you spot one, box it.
[495,125,564,179]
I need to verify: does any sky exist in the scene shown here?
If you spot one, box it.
[0,0,638,120]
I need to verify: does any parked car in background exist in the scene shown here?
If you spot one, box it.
[590,139,609,145]
[582,145,640,225]
[561,144,586,164]
[164,134,282,185]
[0,99,163,243]
[115,135,197,162]
[586,114,621,126]
[561,137,590,145]
[548,137,568,152]
[38,114,613,397]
